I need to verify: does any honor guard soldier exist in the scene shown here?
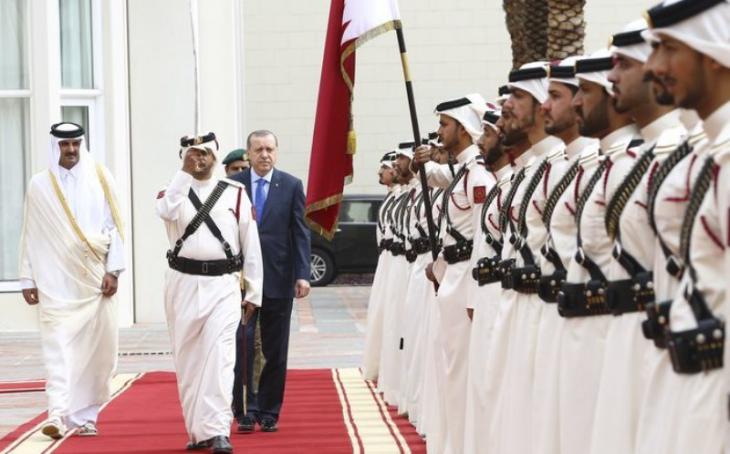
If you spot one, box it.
[377,147,418,408]
[479,98,533,454]
[362,151,399,381]
[492,61,569,454]
[556,50,642,454]
[463,106,513,454]
[531,56,600,454]
[421,93,492,454]
[588,18,687,454]
[634,1,730,453]
[157,132,263,453]
[221,148,250,177]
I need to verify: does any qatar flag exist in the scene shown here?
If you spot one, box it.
[305,0,401,240]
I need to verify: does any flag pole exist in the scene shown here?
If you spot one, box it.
[395,27,439,262]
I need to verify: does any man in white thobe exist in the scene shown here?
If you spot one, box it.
[157,133,263,453]
[19,122,125,439]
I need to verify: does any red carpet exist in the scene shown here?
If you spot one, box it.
[1,370,426,453]
[0,379,45,394]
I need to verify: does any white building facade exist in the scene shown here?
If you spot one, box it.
[0,0,657,330]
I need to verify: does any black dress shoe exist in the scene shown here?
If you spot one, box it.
[210,435,233,454]
[259,417,278,433]
[185,440,210,450]
[236,414,256,434]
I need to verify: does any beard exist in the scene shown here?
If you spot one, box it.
[485,143,505,167]
[545,114,575,135]
[578,95,610,137]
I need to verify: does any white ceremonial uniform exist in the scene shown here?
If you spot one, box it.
[480,149,533,453]
[559,124,641,454]
[19,139,125,429]
[644,102,730,454]
[590,111,686,454]
[435,145,495,454]
[362,186,400,380]
[378,178,418,406]
[157,170,263,444]
[492,135,566,454]
[418,188,448,450]
[634,125,709,454]
[399,185,437,423]
[532,136,599,454]
[463,163,512,454]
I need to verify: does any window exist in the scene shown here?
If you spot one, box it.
[59,0,102,156]
[339,201,376,224]
[0,0,30,283]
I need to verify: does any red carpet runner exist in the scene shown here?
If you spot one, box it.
[0,369,425,453]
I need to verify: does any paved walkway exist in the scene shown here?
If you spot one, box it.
[0,285,370,438]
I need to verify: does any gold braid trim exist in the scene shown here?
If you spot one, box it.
[48,170,102,262]
[305,193,345,241]
[95,163,125,241]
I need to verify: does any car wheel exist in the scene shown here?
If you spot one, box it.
[310,249,335,287]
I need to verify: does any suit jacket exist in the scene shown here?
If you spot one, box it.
[232,168,310,299]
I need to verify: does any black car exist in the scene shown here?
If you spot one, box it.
[309,194,383,286]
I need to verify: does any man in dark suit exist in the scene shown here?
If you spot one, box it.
[231,130,311,433]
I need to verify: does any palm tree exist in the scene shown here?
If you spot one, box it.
[503,0,585,68]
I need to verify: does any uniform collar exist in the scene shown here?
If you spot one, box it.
[58,163,81,179]
[512,148,534,170]
[703,100,730,144]
[565,136,598,160]
[531,135,565,160]
[494,163,512,185]
[600,123,640,156]
[455,144,480,164]
[640,109,681,144]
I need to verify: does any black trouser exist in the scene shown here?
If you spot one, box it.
[232,296,293,422]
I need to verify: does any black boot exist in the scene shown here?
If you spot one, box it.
[210,435,233,454]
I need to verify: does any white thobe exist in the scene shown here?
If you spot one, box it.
[157,170,263,443]
[378,181,417,407]
[558,124,641,454]
[463,163,511,454]
[590,111,686,454]
[362,187,399,380]
[639,103,730,454]
[531,136,599,454]
[479,149,533,454]
[634,125,709,454]
[19,162,125,428]
[492,135,566,454]
[434,145,495,454]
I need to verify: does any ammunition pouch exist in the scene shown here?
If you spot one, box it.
[557,280,611,318]
[405,248,418,263]
[443,240,473,265]
[472,256,502,286]
[499,259,516,289]
[411,237,431,255]
[390,242,406,256]
[511,265,541,294]
[667,317,724,374]
[538,270,566,303]
[642,300,671,349]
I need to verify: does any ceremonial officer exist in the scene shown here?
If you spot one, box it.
[463,106,512,454]
[377,147,417,407]
[222,148,249,177]
[157,133,263,453]
[399,140,436,424]
[557,50,641,454]
[479,99,533,454]
[20,122,125,439]
[362,151,399,381]
[531,56,600,454]
[589,18,687,454]
[419,93,492,454]
[635,2,730,452]
[489,61,568,454]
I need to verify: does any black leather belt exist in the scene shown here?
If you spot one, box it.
[511,265,541,294]
[167,252,243,276]
[411,237,431,255]
[472,256,502,286]
[391,242,406,256]
[538,270,566,303]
